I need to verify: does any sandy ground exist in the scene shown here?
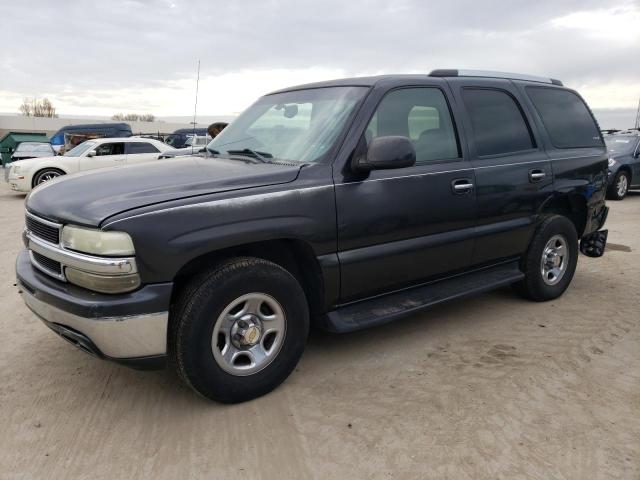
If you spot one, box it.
[0,178,638,480]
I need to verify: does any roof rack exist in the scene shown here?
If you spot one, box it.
[616,128,640,135]
[429,69,563,86]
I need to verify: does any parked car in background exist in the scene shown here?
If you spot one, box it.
[10,142,55,162]
[16,70,609,403]
[605,130,640,200]
[6,137,172,192]
[165,128,209,149]
[158,134,211,159]
[49,123,132,154]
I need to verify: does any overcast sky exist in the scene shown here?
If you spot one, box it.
[1,0,638,127]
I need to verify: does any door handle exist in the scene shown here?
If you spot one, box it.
[451,179,474,194]
[529,169,546,182]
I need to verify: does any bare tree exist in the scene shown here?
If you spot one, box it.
[19,97,58,118]
[19,98,33,117]
[111,113,156,122]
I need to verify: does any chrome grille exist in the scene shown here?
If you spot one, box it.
[25,214,61,245]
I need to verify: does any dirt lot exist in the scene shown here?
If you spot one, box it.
[0,178,638,480]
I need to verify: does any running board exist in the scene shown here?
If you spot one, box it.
[325,261,524,333]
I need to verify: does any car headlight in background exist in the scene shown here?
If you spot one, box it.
[608,158,616,167]
[61,225,135,256]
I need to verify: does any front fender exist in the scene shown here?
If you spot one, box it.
[103,184,337,284]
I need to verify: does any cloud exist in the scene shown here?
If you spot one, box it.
[0,0,637,115]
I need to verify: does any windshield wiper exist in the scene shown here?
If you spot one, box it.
[226,148,273,163]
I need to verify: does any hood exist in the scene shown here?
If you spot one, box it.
[10,156,58,169]
[11,152,53,161]
[27,156,302,227]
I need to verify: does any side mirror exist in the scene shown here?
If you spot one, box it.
[355,136,416,172]
[86,151,96,157]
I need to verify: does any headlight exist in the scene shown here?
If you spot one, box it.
[608,158,616,167]
[61,225,135,256]
[11,165,20,174]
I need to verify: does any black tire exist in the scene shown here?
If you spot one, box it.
[33,168,64,187]
[607,170,629,200]
[515,215,578,302]
[169,257,309,403]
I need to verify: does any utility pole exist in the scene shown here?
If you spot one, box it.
[192,60,201,137]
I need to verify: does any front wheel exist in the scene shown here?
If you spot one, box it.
[169,257,309,403]
[33,168,64,187]
[515,215,578,302]
[607,171,629,200]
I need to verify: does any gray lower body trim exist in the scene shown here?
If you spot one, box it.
[21,287,168,358]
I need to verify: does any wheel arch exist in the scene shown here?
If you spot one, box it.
[170,238,326,322]
[539,193,588,237]
[617,164,632,184]
[31,166,67,188]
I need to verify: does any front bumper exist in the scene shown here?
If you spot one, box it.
[16,250,172,369]
[7,171,30,192]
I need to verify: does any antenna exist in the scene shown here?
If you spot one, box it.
[635,97,640,130]
[192,59,201,138]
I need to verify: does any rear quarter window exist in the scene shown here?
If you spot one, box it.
[526,87,603,149]
[127,142,160,154]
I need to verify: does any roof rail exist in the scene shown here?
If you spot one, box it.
[429,69,563,86]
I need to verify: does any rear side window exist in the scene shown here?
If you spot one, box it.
[526,87,603,148]
[127,142,160,154]
[462,89,534,156]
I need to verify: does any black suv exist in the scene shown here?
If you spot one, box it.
[16,70,609,403]
[604,130,640,200]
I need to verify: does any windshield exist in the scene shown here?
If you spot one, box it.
[165,134,186,147]
[16,143,52,153]
[207,86,368,163]
[605,136,638,155]
[64,141,97,157]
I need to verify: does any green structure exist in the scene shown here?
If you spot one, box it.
[0,132,49,166]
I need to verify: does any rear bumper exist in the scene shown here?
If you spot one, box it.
[16,250,172,368]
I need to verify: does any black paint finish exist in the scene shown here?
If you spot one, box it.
[22,74,608,327]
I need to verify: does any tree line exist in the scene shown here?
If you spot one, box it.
[19,98,58,118]
[18,98,156,122]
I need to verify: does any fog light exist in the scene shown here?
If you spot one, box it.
[65,267,141,294]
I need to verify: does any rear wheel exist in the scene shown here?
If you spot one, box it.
[169,257,309,403]
[607,171,629,200]
[515,215,578,302]
[33,168,64,187]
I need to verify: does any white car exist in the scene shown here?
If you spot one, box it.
[6,137,173,193]
[159,134,212,159]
